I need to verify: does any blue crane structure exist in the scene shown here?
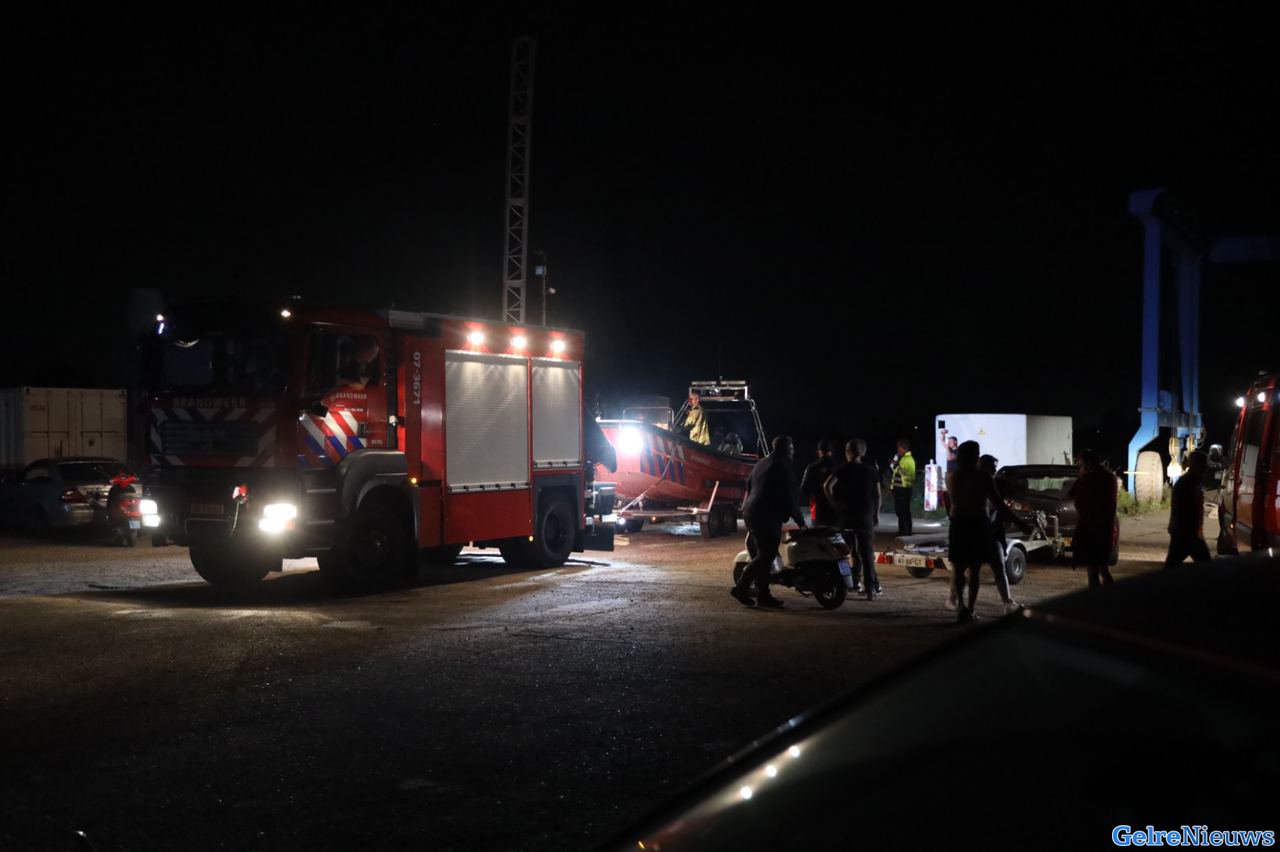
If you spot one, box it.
[1127,188,1279,496]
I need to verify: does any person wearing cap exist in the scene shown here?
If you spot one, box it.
[1164,450,1212,569]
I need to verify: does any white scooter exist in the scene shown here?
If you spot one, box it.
[731,526,855,609]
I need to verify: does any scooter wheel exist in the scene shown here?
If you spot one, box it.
[732,562,747,586]
[814,566,847,609]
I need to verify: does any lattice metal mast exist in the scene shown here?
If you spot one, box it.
[502,36,536,324]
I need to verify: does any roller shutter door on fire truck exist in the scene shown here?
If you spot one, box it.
[444,351,530,492]
[531,358,581,470]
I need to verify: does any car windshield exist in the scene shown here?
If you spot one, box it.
[58,462,124,485]
[155,333,288,395]
[1002,472,1076,499]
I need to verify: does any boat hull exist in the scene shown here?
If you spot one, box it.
[597,422,756,508]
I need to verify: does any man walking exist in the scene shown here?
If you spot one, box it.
[800,440,839,527]
[825,439,882,600]
[732,436,806,608]
[890,438,916,536]
[1067,450,1119,590]
[1164,450,1212,569]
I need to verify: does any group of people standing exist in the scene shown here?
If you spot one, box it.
[728,432,1218,616]
[729,436,883,608]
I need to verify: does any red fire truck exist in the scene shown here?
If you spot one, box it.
[1217,370,1279,555]
[139,303,613,589]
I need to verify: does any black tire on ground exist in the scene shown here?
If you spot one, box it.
[718,505,737,536]
[421,543,464,564]
[319,498,413,588]
[906,564,934,579]
[813,565,847,609]
[190,544,274,590]
[1005,545,1027,585]
[624,517,645,534]
[500,496,576,570]
[124,528,138,548]
[704,509,724,538]
[25,507,50,538]
[732,562,747,586]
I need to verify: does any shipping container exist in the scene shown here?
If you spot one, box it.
[0,387,128,471]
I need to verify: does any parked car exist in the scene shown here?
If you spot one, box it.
[997,463,1119,565]
[608,554,1280,851]
[0,457,126,535]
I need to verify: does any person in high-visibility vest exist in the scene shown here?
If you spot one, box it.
[890,438,916,536]
[682,391,710,445]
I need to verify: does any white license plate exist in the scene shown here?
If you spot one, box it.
[128,520,141,530]
[895,553,928,567]
[837,559,852,577]
[189,503,225,516]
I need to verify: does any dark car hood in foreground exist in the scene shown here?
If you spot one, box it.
[608,556,1280,851]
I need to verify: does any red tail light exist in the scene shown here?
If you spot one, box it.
[59,488,87,504]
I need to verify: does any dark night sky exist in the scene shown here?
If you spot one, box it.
[5,3,1277,461]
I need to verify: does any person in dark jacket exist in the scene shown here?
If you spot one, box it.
[799,440,839,527]
[825,438,881,599]
[732,436,805,608]
[949,441,1029,623]
[1067,450,1119,590]
[1164,450,1212,569]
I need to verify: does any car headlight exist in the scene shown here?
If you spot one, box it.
[139,499,158,515]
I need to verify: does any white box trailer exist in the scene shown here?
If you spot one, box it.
[0,387,127,470]
[934,413,1073,469]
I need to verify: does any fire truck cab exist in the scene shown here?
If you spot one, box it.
[1217,371,1279,555]
[140,303,613,589]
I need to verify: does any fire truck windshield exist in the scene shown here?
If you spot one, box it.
[151,334,288,396]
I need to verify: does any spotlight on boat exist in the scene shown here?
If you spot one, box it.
[616,426,644,454]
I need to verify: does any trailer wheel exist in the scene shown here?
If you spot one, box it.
[190,544,273,590]
[716,505,737,536]
[320,497,412,588]
[624,517,645,534]
[1005,545,1028,585]
[906,564,934,579]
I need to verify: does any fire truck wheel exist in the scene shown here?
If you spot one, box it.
[189,544,272,590]
[531,496,575,568]
[322,500,412,587]
[1004,545,1027,585]
[421,543,464,564]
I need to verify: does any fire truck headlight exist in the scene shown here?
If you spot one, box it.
[259,502,298,534]
[550,339,567,354]
[467,330,486,346]
[616,427,644,454]
[1236,396,1246,408]
[1259,392,1267,404]
[511,334,527,350]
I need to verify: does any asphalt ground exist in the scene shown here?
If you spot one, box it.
[0,513,1174,851]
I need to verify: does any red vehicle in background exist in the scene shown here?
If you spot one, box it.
[1217,370,1279,554]
[140,303,613,589]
